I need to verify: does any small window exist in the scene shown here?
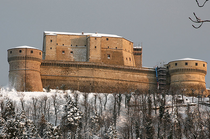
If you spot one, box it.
[76,45,77,47]
[185,62,188,65]
[85,45,86,46]
[62,51,65,54]
[71,44,72,46]
[19,50,22,53]
[95,46,97,48]
[31,50,33,53]
[39,52,41,55]
[70,51,73,54]
[195,63,198,66]
[175,63,177,66]
[50,40,52,42]
[116,47,117,49]
[50,47,52,49]
[106,38,109,41]
[203,64,205,67]
[126,58,128,60]
[56,43,58,45]
[129,58,131,61]
[95,38,97,40]
[62,44,64,46]
[108,46,109,48]
[107,54,110,59]
[10,51,12,54]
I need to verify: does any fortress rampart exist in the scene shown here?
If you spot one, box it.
[167,59,207,94]
[8,46,43,91]
[7,31,208,95]
[40,61,156,93]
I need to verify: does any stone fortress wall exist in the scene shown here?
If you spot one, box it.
[7,31,208,95]
[8,46,43,91]
[167,58,207,95]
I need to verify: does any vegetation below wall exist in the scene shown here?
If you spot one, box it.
[0,87,210,138]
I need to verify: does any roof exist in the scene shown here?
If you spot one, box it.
[133,46,142,49]
[44,31,122,38]
[9,46,40,50]
[169,58,206,63]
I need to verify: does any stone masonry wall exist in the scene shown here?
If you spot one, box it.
[40,61,156,93]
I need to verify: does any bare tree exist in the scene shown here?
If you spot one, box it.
[189,0,210,28]
[32,97,38,123]
[52,93,59,126]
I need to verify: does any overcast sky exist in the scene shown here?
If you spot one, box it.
[1,1,210,88]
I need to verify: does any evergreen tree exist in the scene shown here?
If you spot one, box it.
[105,125,118,139]
[61,100,83,138]
[2,99,15,121]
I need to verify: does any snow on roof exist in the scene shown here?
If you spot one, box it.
[10,46,40,50]
[44,31,122,38]
[133,46,142,49]
[169,58,206,63]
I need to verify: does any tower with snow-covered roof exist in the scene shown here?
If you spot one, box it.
[167,58,207,94]
[7,46,43,91]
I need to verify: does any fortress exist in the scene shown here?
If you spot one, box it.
[7,31,208,95]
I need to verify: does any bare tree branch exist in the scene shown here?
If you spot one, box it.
[196,0,209,7]
[189,12,210,29]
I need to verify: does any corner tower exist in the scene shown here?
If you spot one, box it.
[167,58,207,94]
[8,46,43,91]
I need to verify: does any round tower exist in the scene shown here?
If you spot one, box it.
[167,58,207,95]
[8,46,43,91]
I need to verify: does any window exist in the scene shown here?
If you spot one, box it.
[10,51,12,54]
[62,51,65,54]
[195,63,198,66]
[129,58,131,61]
[126,58,128,60]
[76,45,77,47]
[106,38,109,41]
[185,62,188,65]
[56,43,58,45]
[107,54,110,59]
[31,50,33,53]
[50,47,52,49]
[116,47,117,49]
[203,64,205,67]
[70,51,73,54]
[50,40,52,42]
[62,44,64,46]
[95,38,97,40]
[108,46,109,48]
[39,52,41,55]
[71,44,72,46]
[19,50,22,53]
[85,45,86,46]
[95,46,97,48]
[175,63,177,66]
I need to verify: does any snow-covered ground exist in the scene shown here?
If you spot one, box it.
[1,86,210,138]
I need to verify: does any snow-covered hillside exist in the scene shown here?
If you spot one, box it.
[0,87,210,138]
